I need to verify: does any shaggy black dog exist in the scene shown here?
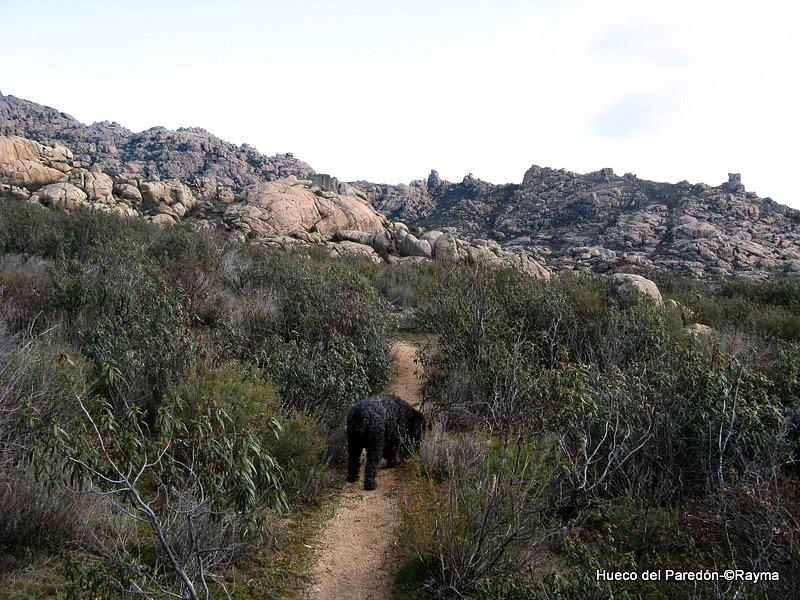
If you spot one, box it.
[346,392,425,490]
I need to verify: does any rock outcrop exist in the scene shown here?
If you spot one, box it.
[29,182,87,210]
[0,127,550,279]
[610,273,663,306]
[64,168,114,204]
[331,223,550,278]
[3,90,800,281]
[0,135,73,186]
[220,176,384,241]
[362,166,800,279]
[0,92,313,193]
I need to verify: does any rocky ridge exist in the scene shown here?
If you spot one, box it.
[361,167,800,279]
[0,93,550,278]
[0,92,313,199]
[2,91,799,280]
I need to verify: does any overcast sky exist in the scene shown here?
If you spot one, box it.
[2,0,799,205]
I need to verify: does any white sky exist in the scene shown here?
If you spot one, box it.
[2,0,799,205]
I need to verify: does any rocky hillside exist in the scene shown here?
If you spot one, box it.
[0,92,313,192]
[0,92,549,279]
[2,90,799,279]
[360,167,800,279]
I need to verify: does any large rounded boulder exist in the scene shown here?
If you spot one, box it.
[225,176,384,239]
[0,135,73,186]
[610,273,663,306]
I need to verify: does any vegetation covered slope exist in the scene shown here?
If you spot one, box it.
[0,200,392,598]
[0,198,798,598]
[396,268,800,598]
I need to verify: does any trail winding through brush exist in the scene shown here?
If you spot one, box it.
[305,341,422,600]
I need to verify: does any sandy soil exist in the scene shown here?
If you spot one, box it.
[305,341,422,600]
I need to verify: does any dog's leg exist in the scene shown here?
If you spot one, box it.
[384,435,400,467]
[346,437,362,483]
[364,442,383,490]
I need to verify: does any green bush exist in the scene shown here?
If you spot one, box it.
[267,259,393,392]
[54,206,153,261]
[266,411,330,504]
[0,200,61,256]
[270,334,375,418]
[0,328,96,553]
[41,258,196,417]
[166,361,280,435]
[0,202,395,593]
[404,433,556,596]
[229,251,394,420]
[408,266,800,597]
[41,393,284,598]
[652,271,800,341]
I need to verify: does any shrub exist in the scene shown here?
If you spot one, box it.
[0,473,104,552]
[407,435,558,596]
[269,334,376,420]
[43,258,196,417]
[420,269,673,431]
[146,226,230,326]
[0,254,50,332]
[53,206,153,262]
[0,200,61,256]
[653,272,800,342]
[0,325,96,553]
[40,393,284,599]
[266,412,331,505]
[166,361,281,435]
[416,422,488,482]
[0,201,397,596]
[165,363,335,504]
[408,267,800,597]
[229,251,394,420]
[268,259,393,393]
[374,260,467,311]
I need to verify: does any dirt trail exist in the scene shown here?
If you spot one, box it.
[385,341,423,407]
[305,341,422,600]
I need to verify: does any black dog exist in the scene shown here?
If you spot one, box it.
[346,392,425,490]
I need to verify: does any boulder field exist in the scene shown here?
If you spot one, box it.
[0,132,550,279]
[359,168,800,280]
[4,90,800,280]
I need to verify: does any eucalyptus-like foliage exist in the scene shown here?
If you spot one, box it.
[36,388,285,599]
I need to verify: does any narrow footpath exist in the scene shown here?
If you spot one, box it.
[305,341,422,600]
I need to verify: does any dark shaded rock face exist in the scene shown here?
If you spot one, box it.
[361,166,800,279]
[0,93,313,192]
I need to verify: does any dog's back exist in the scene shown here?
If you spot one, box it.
[345,392,411,490]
